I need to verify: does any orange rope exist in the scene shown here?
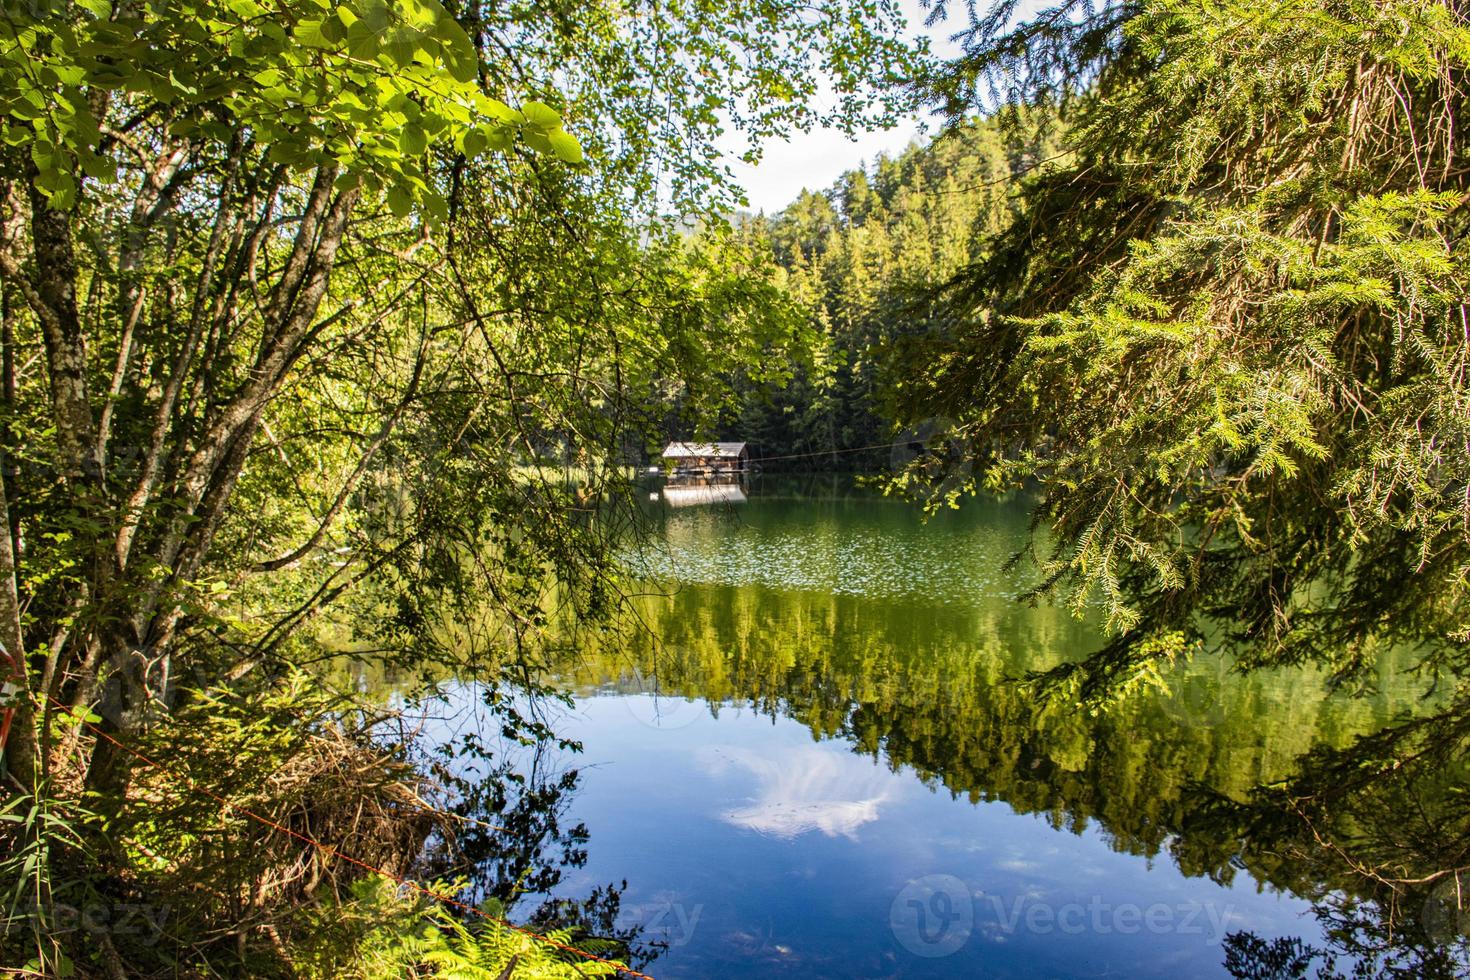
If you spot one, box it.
[46,697,657,980]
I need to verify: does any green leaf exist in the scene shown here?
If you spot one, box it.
[477,96,521,123]
[398,123,426,155]
[421,189,448,224]
[387,92,421,119]
[29,138,56,169]
[358,0,392,33]
[319,12,348,42]
[386,184,412,216]
[546,128,583,164]
[79,151,117,181]
[519,100,561,130]
[431,14,478,84]
[293,19,336,49]
[345,18,380,59]
[380,24,419,67]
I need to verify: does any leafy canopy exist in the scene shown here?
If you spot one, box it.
[2,0,582,215]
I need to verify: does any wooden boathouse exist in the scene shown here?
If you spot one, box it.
[660,441,749,475]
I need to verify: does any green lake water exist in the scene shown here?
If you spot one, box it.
[451,475,1434,977]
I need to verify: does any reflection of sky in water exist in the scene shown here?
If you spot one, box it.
[702,744,893,840]
[440,483,1389,977]
[546,696,1322,980]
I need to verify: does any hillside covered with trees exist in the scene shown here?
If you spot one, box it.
[664,114,1059,466]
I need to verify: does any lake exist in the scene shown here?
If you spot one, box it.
[439,475,1433,978]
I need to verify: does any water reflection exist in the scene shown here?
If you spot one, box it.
[410,685,668,971]
[705,744,892,840]
[629,479,1021,603]
[659,473,750,508]
[439,477,1465,976]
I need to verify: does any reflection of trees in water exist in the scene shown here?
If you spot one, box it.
[555,583,1468,976]
[1221,889,1469,979]
[416,703,666,970]
[1202,698,1470,978]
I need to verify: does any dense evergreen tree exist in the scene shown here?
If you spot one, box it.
[896,0,1469,691]
[885,0,1470,952]
[708,116,1039,465]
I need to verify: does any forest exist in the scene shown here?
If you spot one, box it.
[705,113,1061,465]
[0,0,1466,977]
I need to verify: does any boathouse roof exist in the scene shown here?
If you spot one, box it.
[661,441,748,459]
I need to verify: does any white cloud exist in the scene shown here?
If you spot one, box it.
[706,744,895,840]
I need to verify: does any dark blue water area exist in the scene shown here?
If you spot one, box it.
[524,694,1321,979]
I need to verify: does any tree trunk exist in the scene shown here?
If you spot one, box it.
[0,461,36,787]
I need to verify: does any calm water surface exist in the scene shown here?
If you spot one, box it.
[458,476,1429,978]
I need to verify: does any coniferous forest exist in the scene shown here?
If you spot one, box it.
[0,0,1467,977]
[710,114,1061,464]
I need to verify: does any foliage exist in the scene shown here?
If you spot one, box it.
[894,0,1470,691]
[0,784,97,978]
[294,878,619,979]
[478,0,926,216]
[685,114,1050,462]
[2,0,581,217]
[0,0,921,781]
[882,0,1470,956]
[0,0,926,974]
[0,669,642,976]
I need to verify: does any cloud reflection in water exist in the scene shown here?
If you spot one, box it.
[702,744,893,840]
